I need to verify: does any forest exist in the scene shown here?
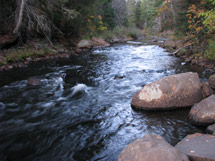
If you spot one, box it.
[0,0,215,67]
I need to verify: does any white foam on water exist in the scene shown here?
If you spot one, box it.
[69,83,88,98]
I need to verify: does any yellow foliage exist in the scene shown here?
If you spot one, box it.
[195,27,203,32]
[189,25,193,29]
[98,15,102,20]
[99,26,107,31]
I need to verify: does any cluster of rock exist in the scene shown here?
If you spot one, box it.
[118,133,215,161]
[118,135,189,161]
[77,37,110,49]
[131,72,215,127]
[77,37,134,49]
[118,72,215,161]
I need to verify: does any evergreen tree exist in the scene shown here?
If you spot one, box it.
[135,0,142,28]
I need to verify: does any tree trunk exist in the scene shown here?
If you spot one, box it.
[170,0,176,30]
[13,0,26,34]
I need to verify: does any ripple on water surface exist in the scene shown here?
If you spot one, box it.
[0,44,203,161]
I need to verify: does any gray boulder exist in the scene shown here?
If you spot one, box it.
[208,74,215,89]
[189,95,215,125]
[175,133,215,161]
[131,72,202,110]
[118,134,189,161]
[207,124,215,135]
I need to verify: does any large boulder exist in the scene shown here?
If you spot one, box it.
[131,72,202,110]
[118,134,189,161]
[207,124,215,135]
[189,95,215,125]
[77,40,93,48]
[91,37,110,47]
[175,133,215,161]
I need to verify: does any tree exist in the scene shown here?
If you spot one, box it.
[103,1,116,29]
[126,0,136,26]
[112,0,128,26]
[135,0,142,28]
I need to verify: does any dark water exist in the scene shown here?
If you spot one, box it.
[0,43,207,161]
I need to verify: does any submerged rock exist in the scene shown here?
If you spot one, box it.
[131,72,202,110]
[27,77,42,86]
[118,134,189,161]
[189,95,215,125]
[175,133,215,161]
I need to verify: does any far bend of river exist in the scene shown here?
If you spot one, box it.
[0,43,208,161]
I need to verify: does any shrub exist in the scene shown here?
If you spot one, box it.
[204,38,215,60]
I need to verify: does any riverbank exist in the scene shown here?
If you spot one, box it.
[1,34,215,73]
[0,42,87,71]
[158,38,215,72]
[0,36,135,71]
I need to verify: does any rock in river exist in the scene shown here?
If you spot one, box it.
[131,72,202,110]
[118,134,189,161]
[207,124,215,135]
[189,95,215,125]
[175,133,215,161]
[27,77,42,86]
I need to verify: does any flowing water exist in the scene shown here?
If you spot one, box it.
[0,43,208,161]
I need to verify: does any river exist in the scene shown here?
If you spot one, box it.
[0,43,208,161]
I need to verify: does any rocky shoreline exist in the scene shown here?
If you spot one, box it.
[118,37,215,160]
[119,72,215,161]
[0,37,134,71]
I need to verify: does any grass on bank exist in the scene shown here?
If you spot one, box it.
[0,46,53,66]
[204,38,215,60]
